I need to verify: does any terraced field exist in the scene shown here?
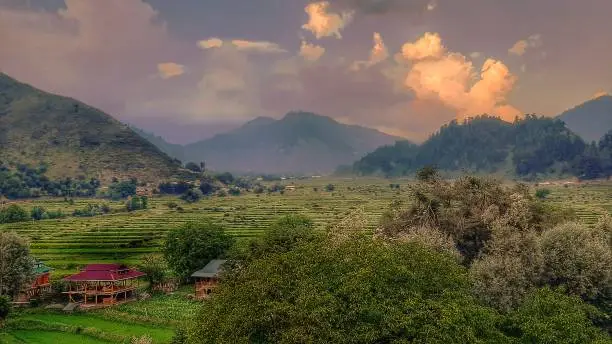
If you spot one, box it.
[1,178,610,276]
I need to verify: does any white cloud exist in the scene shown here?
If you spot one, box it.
[302,1,354,39]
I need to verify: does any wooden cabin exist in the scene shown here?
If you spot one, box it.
[192,260,226,299]
[63,264,145,308]
[14,260,52,304]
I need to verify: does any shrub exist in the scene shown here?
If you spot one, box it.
[535,188,551,199]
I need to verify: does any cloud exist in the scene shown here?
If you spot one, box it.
[592,90,610,99]
[469,52,481,59]
[333,0,434,15]
[400,32,520,121]
[351,32,389,70]
[299,41,326,61]
[197,37,224,49]
[508,34,542,56]
[302,1,354,39]
[157,62,185,79]
[230,40,288,53]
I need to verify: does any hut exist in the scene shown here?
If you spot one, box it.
[191,260,226,299]
[63,264,145,308]
[14,260,53,304]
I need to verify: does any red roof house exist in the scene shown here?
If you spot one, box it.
[63,264,145,308]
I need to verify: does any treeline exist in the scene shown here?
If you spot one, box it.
[157,172,287,203]
[0,163,99,199]
[353,115,612,180]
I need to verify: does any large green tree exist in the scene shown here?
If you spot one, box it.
[0,231,35,297]
[163,221,234,281]
[188,234,510,344]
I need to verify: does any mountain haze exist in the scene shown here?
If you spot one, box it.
[558,95,612,142]
[0,73,179,182]
[182,112,403,174]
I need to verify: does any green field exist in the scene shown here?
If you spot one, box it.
[1,178,611,343]
[1,178,611,277]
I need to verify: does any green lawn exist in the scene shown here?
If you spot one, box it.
[2,330,111,343]
[14,313,174,343]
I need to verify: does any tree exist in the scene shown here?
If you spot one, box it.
[247,215,316,259]
[216,172,234,185]
[187,236,511,343]
[0,204,29,224]
[539,222,612,303]
[30,206,46,220]
[139,254,167,289]
[0,232,35,297]
[324,183,335,192]
[185,162,202,173]
[180,189,202,203]
[507,288,609,344]
[163,221,234,281]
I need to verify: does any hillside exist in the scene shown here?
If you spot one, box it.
[353,115,592,179]
[182,112,403,174]
[558,95,612,142]
[130,125,185,162]
[0,73,180,182]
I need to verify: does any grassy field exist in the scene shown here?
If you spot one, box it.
[1,178,611,277]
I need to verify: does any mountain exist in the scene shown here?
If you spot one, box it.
[354,115,588,179]
[0,73,180,182]
[182,112,403,174]
[130,125,185,162]
[558,95,612,143]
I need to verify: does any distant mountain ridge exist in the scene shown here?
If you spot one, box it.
[177,112,403,174]
[558,95,612,142]
[0,73,180,182]
[353,115,601,179]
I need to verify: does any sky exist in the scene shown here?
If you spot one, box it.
[0,0,611,144]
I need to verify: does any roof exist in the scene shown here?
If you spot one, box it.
[63,264,146,282]
[33,260,52,275]
[191,260,227,278]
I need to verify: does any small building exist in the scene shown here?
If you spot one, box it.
[285,185,296,191]
[63,264,145,308]
[191,260,226,299]
[14,260,53,304]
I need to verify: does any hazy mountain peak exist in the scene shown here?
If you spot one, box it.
[558,95,612,142]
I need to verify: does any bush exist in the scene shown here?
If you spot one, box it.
[180,189,202,203]
[30,206,45,220]
[535,188,551,199]
[325,183,335,192]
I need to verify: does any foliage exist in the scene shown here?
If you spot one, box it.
[0,204,29,223]
[139,254,167,289]
[246,215,317,259]
[163,221,234,281]
[377,172,565,263]
[184,162,202,173]
[131,334,153,344]
[0,232,35,297]
[324,183,335,192]
[470,228,544,311]
[159,181,193,195]
[539,222,612,303]
[506,287,610,343]
[353,115,612,179]
[126,196,148,212]
[188,236,511,344]
[0,295,10,320]
[535,188,551,199]
[215,172,234,185]
[108,179,138,200]
[180,189,202,203]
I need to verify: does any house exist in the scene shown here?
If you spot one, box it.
[191,260,226,299]
[63,264,145,308]
[14,260,53,304]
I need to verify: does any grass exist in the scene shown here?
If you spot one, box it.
[2,330,111,343]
